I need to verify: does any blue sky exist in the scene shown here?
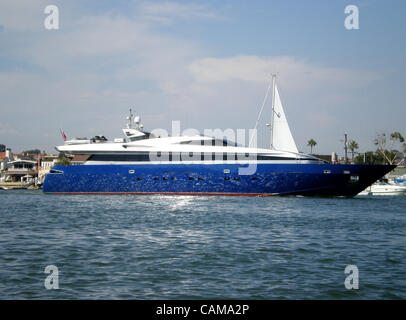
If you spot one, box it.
[0,0,405,154]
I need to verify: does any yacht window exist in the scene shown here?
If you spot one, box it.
[212,153,223,161]
[201,153,211,161]
[49,169,64,174]
[223,153,236,161]
[350,175,359,182]
[89,153,150,162]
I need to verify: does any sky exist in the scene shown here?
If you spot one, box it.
[0,0,405,155]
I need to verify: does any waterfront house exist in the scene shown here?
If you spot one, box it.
[0,147,13,182]
[3,160,38,184]
[0,152,6,180]
[38,154,59,183]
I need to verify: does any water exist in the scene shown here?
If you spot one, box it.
[0,190,405,299]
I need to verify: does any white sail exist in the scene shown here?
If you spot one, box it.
[272,85,298,153]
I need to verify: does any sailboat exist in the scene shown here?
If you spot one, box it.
[43,76,394,196]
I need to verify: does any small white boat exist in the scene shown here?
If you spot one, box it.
[394,174,406,184]
[358,179,406,196]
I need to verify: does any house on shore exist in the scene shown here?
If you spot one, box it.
[0,151,6,178]
[2,159,38,184]
[0,147,13,182]
[38,154,59,184]
[0,147,60,186]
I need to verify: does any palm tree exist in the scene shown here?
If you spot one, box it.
[348,140,359,162]
[307,139,317,154]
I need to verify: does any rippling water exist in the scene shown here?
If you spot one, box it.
[0,189,405,299]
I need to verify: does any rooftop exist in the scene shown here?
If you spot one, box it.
[71,155,90,162]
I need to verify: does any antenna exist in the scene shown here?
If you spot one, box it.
[127,108,133,129]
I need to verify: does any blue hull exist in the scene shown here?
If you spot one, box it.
[43,163,395,197]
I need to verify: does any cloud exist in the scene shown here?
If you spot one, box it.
[0,123,17,135]
[188,55,379,91]
[0,0,50,31]
[139,1,219,23]
[0,1,386,153]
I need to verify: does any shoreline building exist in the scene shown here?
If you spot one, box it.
[38,154,59,184]
[1,147,63,186]
[0,146,13,182]
[0,144,6,177]
[0,148,6,180]
[3,159,38,184]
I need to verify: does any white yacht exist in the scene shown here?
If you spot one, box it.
[358,179,406,196]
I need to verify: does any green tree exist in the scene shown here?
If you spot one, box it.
[55,153,71,166]
[348,140,359,162]
[22,149,41,155]
[374,132,405,164]
[307,139,317,154]
[355,151,386,164]
[354,153,365,164]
